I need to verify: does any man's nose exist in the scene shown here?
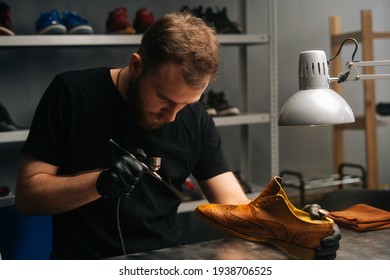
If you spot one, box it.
[162,104,184,122]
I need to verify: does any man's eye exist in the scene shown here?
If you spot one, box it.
[159,95,171,103]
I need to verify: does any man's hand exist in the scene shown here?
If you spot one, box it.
[96,142,144,198]
[315,223,341,260]
[302,204,342,259]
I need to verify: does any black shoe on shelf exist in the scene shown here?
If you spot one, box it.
[181,5,241,34]
[207,90,240,116]
[376,102,390,116]
[200,94,217,116]
[181,5,205,20]
[205,6,241,34]
[233,170,252,194]
[0,102,25,131]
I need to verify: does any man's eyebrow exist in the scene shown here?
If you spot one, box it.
[157,91,172,102]
[157,91,200,105]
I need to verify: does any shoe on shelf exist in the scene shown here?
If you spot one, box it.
[0,1,14,35]
[181,5,206,20]
[181,177,204,201]
[195,176,335,259]
[233,170,252,194]
[207,90,240,116]
[204,6,241,34]
[376,102,390,116]
[36,10,66,34]
[200,94,217,116]
[106,7,135,34]
[61,11,93,34]
[133,7,155,34]
[0,185,10,197]
[0,102,25,131]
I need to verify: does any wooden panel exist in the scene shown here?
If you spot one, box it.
[329,15,345,175]
[361,10,378,189]
[329,10,381,189]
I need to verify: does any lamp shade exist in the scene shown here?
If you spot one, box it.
[278,50,355,126]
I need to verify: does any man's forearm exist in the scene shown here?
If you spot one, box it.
[16,170,101,216]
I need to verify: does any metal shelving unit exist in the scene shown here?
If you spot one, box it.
[0,0,279,210]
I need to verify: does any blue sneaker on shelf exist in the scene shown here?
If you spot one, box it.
[61,11,93,34]
[36,10,66,34]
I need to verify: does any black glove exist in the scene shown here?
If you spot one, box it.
[315,223,341,260]
[96,143,144,198]
[302,204,342,259]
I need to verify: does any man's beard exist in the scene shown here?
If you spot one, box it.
[125,76,167,130]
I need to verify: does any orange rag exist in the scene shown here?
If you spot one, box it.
[328,203,390,232]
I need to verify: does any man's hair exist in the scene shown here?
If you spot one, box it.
[138,11,220,89]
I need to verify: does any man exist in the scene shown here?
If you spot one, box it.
[15,12,340,259]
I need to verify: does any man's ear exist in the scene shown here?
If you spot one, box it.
[130,53,143,77]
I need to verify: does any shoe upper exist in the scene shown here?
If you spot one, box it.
[0,1,14,35]
[207,90,240,116]
[376,103,390,116]
[133,7,155,34]
[196,176,334,252]
[0,102,24,131]
[182,5,241,34]
[210,7,241,34]
[35,10,66,34]
[200,94,217,116]
[61,11,93,34]
[106,7,135,34]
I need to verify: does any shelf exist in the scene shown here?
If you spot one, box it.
[0,195,15,208]
[0,114,269,144]
[0,34,268,47]
[335,115,390,129]
[213,113,270,127]
[283,174,363,191]
[0,130,29,143]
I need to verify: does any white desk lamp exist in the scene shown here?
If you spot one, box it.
[279,38,390,126]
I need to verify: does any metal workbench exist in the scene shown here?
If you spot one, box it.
[113,228,390,260]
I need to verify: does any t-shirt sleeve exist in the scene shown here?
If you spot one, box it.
[191,109,231,181]
[21,76,71,166]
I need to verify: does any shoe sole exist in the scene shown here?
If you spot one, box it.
[217,107,240,116]
[0,26,14,35]
[37,24,67,35]
[195,208,317,260]
[107,27,136,34]
[206,108,217,116]
[67,25,93,34]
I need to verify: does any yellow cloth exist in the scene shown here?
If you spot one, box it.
[328,203,390,232]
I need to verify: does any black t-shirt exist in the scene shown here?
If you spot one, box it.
[21,67,230,259]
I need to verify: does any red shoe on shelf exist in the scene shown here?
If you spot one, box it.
[0,2,14,35]
[133,7,155,34]
[0,185,10,197]
[106,7,135,34]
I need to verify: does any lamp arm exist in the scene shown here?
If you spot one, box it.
[331,60,390,83]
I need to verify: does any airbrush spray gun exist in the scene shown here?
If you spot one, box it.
[108,139,185,200]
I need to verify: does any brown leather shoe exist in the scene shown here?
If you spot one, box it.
[195,176,334,259]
